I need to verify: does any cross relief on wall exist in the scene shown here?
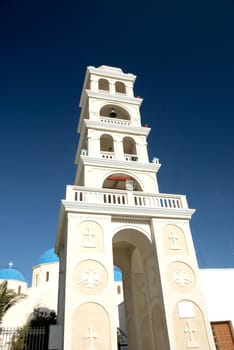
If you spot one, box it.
[168,230,181,250]
[173,267,192,287]
[79,267,103,289]
[82,227,96,248]
[84,325,99,349]
[184,321,200,348]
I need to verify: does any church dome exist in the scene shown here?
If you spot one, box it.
[114,266,122,281]
[35,248,59,266]
[0,268,25,282]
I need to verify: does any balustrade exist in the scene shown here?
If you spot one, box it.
[66,186,188,210]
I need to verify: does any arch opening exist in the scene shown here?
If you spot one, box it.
[102,173,142,191]
[123,137,137,161]
[100,105,130,120]
[112,228,154,350]
[98,78,109,91]
[100,134,114,152]
[115,81,126,94]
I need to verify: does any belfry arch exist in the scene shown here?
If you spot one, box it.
[102,173,143,191]
[112,228,169,350]
[100,104,130,120]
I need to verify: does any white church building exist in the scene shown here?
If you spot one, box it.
[1,65,234,350]
[1,251,234,349]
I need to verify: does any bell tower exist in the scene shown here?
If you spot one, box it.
[54,66,216,350]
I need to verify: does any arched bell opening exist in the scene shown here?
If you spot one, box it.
[115,81,126,94]
[100,105,130,120]
[123,137,138,161]
[102,173,142,191]
[100,134,114,152]
[112,228,154,350]
[98,78,110,91]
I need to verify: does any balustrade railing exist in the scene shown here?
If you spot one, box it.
[66,186,188,210]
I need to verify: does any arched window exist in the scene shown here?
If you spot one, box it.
[98,79,109,91]
[100,105,130,120]
[123,137,137,161]
[115,81,126,94]
[100,135,114,159]
[102,173,142,191]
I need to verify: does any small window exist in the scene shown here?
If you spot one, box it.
[18,285,21,294]
[98,79,109,91]
[100,134,114,152]
[35,274,38,286]
[115,82,126,94]
[117,285,121,294]
[46,271,49,282]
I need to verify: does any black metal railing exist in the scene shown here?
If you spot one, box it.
[0,326,48,350]
[117,327,128,349]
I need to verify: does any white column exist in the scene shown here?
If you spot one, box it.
[114,135,124,160]
[90,75,98,91]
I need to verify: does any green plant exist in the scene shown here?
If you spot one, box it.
[10,324,29,350]
[0,281,26,325]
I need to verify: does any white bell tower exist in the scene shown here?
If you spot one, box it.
[55,65,216,350]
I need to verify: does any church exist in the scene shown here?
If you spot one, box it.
[1,65,234,350]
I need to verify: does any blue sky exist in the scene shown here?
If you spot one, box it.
[0,0,234,284]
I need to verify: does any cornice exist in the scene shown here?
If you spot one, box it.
[84,90,143,106]
[84,120,150,136]
[61,200,195,220]
[80,157,161,173]
[87,66,136,82]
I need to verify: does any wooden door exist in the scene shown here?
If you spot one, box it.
[211,321,234,350]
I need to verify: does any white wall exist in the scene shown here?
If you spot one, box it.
[200,268,234,325]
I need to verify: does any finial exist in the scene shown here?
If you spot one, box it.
[8,261,13,268]
[152,157,159,164]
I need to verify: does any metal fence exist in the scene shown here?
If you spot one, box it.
[117,328,128,349]
[0,327,48,350]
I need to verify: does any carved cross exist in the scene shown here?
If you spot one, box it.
[184,321,199,348]
[79,268,102,289]
[168,231,180,250]
[174,268,192,287]
[8,261,13,268]
[84,325,98,349]
[83,227,96,248]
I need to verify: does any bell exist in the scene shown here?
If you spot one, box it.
[109,109,117,118]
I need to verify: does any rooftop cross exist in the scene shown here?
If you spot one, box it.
[8,261,13,268]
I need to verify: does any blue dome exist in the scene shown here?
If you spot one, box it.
[35,248,59,266]
[0,268,25,282]
[114,266,122,282]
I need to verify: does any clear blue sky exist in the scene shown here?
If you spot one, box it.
[1,0,234,284]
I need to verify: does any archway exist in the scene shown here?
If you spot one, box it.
[100,105,130,120]
[102,173,143,191]
[112,228,158,350]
